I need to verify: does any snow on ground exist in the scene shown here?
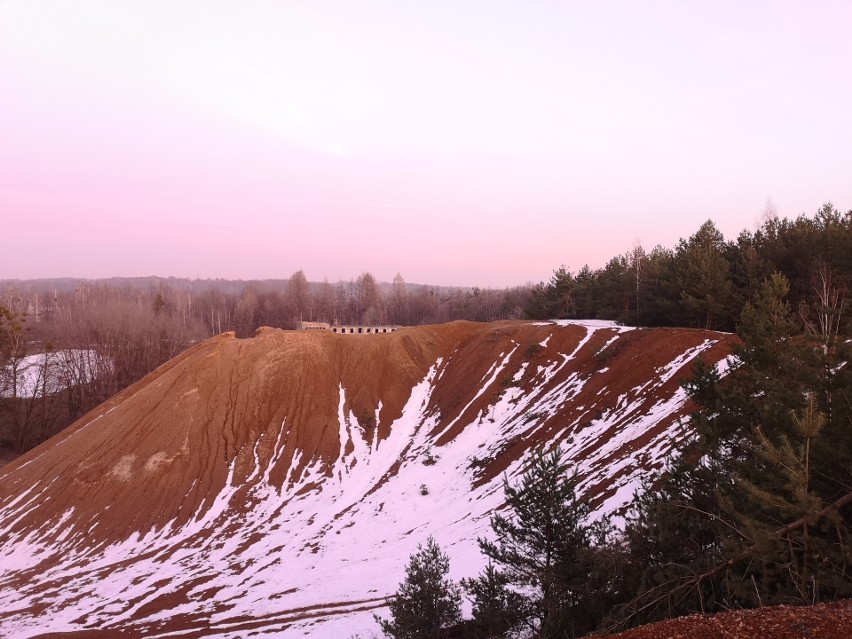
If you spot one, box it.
[0,349,102,398]
[530,319,630,328]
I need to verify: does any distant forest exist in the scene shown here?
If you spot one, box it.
[1,202,850,455]
[0,272,531,453]
[527,202,852,332]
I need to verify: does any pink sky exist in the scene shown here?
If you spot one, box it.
[2,1,851,287]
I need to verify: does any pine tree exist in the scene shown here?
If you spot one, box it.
[376,536,462,639]
[675,220,734,330]
[463,562,525,638]
[610,449,733,630]
[524,267,575,320]
[477,447,608,638]
[727,396,835,604]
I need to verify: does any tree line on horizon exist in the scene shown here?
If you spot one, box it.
[526,202,852,333]
[0,273,530,452]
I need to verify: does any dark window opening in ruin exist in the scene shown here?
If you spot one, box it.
[358,327,363,334]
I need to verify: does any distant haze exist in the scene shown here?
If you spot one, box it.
[2,1,851,287]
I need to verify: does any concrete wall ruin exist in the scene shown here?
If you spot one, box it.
[296,321,399,334]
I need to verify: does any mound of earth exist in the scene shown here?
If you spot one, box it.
[0,320,734,637]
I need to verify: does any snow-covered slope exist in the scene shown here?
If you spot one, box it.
[0,320,732,638]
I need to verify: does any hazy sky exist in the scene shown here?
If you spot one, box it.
[2,1,851,287]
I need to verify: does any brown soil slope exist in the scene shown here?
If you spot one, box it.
[0,320,733,637]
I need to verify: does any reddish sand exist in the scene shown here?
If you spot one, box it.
[602,599,852,639]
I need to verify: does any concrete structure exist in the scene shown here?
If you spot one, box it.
[297,322,331,331]
[296,321,399,334]
[330,325,399,334]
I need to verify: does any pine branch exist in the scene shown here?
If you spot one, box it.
[684,488,852,591]
[611,487,852,631]
[674,502,752,543]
